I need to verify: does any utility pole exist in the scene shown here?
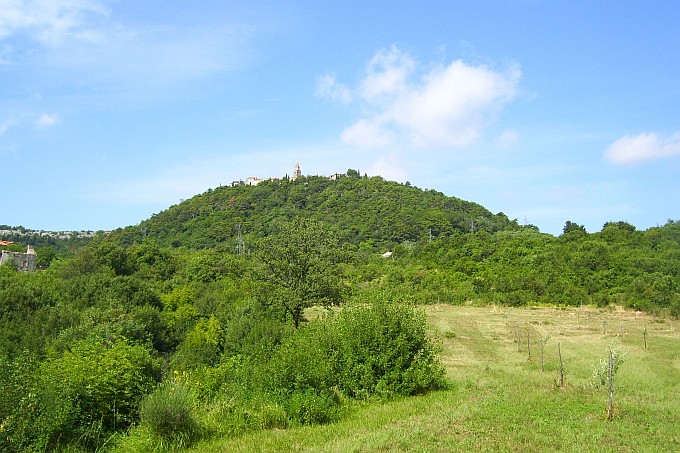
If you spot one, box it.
[235,224,245,255]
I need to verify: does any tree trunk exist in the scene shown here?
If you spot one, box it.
[607,348,614,420]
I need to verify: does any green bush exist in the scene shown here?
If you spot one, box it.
[330,300,446,398]
[3,339,159,452]
[140,378,200,449]
[170,316,224,371]
[0,352,41,452]
[266,321,335,393]
[282,389,342,425]
[265,297,445,422]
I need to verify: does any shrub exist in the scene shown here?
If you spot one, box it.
[140,379,200,449]
[170,316,224,371]
[266,297,444,405]
[282,389,342,425]
[330,300,446,398]
[4,339,159,452]
[258,401,289,429]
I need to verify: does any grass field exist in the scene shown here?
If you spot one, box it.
[187,305,680,452]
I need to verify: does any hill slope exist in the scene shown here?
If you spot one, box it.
[112,174,519,249]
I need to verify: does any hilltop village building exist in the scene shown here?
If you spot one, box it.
[292,160,302,180]
[230,161,346,187]
[0,245,37,272]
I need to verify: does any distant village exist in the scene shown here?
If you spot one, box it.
[229,161,347,187]
[0,228,104,240]
[0,230,101,272]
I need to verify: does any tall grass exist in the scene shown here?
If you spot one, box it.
[184,305,680,452]
[139,379,201,450]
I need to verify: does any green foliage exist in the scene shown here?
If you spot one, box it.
[1,339,159,451]
[222,300,288,360]
[561,220,588,240]
[140,378,200,449]
[0,352,41,452]
[1,176,679,451]
[282,389,343,426]
[592,342,628,388]
[107,176,516,249]
[330,299,446,398]
[170,316,224,371]
[161,284,200,342]
[267,298,445,402]
[257,218,349,328]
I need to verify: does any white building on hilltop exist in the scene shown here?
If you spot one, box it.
[292,161,302,181]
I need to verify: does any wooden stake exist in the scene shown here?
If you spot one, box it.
[541,339,545,372]
[527,330,531,359]
[607,348,614,420]
[558,342,564,387]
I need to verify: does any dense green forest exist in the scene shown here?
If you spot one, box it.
[109,173,517,249]
[1,174,678,451]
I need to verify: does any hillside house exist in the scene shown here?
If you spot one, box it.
[0,245,37,272]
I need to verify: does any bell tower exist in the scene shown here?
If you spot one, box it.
[292,160,301,181]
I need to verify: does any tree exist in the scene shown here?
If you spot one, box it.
[257,218,348,328]
[561,220,587,240]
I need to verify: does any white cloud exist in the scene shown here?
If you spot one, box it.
[329,46,521,149]
[366,154,408,182]
[604,132,680,165]
[35,113,58,127]
[0,115,14,134]
[496,128,520,148]
[360,45,414,100]
[315,74,351,103]
[340,117,393,148]
[1,2,258,103]
[0,0,109,45]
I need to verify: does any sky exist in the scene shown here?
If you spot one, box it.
[1,0,679,235]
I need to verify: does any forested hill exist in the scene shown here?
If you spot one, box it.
[111,173,519,249]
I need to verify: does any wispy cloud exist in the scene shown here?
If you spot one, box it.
[35,113,58,127]
[496,128,520,148]
[40,24,256,100]
[315,74,351,103]
[319,45,521,149]
[360,46,415,100]
[604,132,680,165]
[0,115,14,134]
[341,118,393,148]
[366,154,408,182]
[1,1,260,106]
[0,0,109,45]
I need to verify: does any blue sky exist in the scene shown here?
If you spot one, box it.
[1,1,678,235]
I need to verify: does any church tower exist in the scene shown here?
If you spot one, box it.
[292,161,301,181]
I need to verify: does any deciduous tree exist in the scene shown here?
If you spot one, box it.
[257,218,348,328]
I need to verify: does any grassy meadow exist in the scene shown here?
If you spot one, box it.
[186,305,679,452]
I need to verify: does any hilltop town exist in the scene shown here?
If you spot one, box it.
[229,161,348,187]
